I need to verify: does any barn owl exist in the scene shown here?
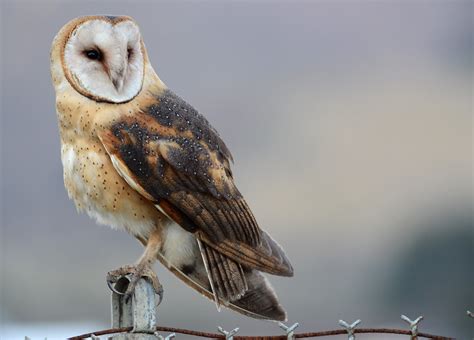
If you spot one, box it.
[50,15,293,321]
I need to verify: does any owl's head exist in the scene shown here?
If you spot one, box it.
[51,16,146,103]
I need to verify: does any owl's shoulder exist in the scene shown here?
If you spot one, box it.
[144,89,233,161]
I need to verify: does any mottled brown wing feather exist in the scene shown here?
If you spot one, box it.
[99,89,293,276]
[199,232,293,277]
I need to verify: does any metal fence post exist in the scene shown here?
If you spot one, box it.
[109,276,160,339]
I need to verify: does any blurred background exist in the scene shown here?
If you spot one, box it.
[0,1,472,339]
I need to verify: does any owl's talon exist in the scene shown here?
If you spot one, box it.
[149,277,164,305]
[107,278,127,295]
[106,264,163,303]
[106,265,134,295]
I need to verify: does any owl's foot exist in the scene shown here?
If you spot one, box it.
[106,264,163,302]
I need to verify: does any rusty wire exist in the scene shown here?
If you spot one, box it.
[68,325,454,339]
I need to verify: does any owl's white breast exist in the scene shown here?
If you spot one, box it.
[60,143,201,271]
[60,143,159,239]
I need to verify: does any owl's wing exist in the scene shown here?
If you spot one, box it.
[98,90,293,279]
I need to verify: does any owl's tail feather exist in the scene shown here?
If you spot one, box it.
[155,245,287,321]
[231,268,287,321]
[197,238,248,303]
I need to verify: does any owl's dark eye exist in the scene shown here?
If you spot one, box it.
[85,49,102,61]
[127,48,133,60]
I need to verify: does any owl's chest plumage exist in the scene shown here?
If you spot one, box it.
[61,141,162,238]
[56,96,165,239]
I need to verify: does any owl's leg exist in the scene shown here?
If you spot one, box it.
[107,229,163,300]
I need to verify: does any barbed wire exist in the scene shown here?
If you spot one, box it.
[64,279,468,340]
[68,325,454,340]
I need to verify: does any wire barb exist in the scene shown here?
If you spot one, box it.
[278,322,299,340]
[338,319,361,340]
[155,332,176,340]
[218,326,239,340]
[401,314,423,338]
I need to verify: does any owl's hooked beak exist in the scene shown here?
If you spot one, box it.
[111,67,126,92]
[109,56,128,92]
